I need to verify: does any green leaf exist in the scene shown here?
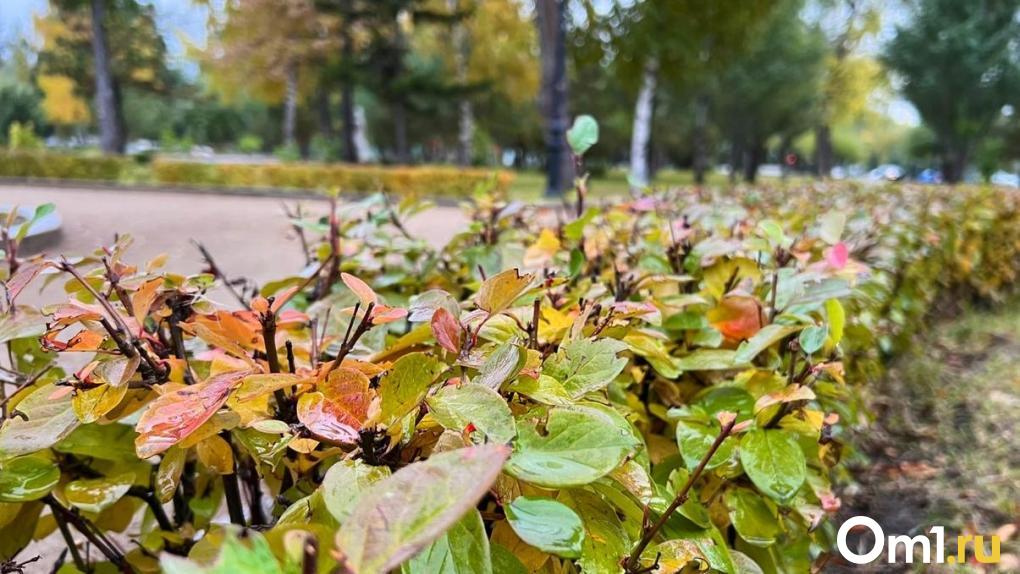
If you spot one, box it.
[322,460,391,523]
[335,444,510,574]
[474,342,525,391]
[566,115,599,155]
[825,299,845,347]
[543,338,628,398]
[818,211,846,245]
[0,383,79,459]
[734,324,803,364]
[378,352,446,425]
[426,383,516,444]
[0,454,60,502]
[162,531,285,574]
[0,307,47,345]
[726,488,780,547]
[739,429,806,503]
[798,325,827,355]
[675,421,736,472]
[505,497,584,559]
[65,472,135,513]
[403,510,492,574]
[507,404,639,487]
[675,349,746,372]
[562,489,629,573]
[490,543,527,574]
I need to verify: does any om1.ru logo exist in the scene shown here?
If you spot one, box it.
[837,516,1001,565]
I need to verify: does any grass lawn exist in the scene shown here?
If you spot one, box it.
[506,168,733,200]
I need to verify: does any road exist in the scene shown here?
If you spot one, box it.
[0,184,469,307]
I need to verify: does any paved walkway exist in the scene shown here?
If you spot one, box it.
[0,184,469,306]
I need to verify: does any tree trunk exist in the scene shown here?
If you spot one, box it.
[283,62,298,147]
[450,0,474,166]
[90,0,125,154]
[393,100,409,163]
[536,0,572,197]
[743,142,763,183]
[317,90,333,139]
[339,7,358,163]
[815,123,833,178]
[629,58,658,189]
[692,94,710,185]
[941,145,967,184]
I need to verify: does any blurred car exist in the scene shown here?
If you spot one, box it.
[990,170,1020,188]
[867,164,905,181]
[916,168,943,184]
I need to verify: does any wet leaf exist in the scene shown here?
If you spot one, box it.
[726,488,780,547]
[739,429,806,503]
[65,472,135,513]
[0,454,60,502]
[0,383,79,458]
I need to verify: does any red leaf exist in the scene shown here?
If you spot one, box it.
[4,260,50,304]
[826,242,849,270]
[134,369,252,459]
[430,307,462,354]
[297,367,373,445]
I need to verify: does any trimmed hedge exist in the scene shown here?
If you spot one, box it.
[150,159,512,196]
[0,150,513,196]
[0,150,130,182]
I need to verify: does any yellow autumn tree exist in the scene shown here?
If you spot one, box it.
[38,74,91,126]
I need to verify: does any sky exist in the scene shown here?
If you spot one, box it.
[0,0,210,76]
[0,0,920,126]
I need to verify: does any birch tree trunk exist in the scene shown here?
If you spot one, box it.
[629,58,658,189]
[283,62,298,147]
[90,0,125,154]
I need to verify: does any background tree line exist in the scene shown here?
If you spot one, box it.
[2,0,1020,187]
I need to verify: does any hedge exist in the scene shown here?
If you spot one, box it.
[0,150,513,196]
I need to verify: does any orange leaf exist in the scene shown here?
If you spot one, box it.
[134,369,252,459]
[430,307,462,354]
[708,296,763,342]
[342,273,377,307]
[370,304,407,325]
[131,278,163,324]
[297,367,373,445]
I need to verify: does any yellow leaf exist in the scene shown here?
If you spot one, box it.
[523,229,561,267]
[196,435,234,475]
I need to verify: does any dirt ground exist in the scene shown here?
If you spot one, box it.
[0,183,469,308]
[829,302,1020,573]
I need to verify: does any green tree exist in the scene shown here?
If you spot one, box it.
[603,0,778,186]
[884,0,1020,183]
[37,0,171,152]
[713,0,827,182]
[813,0,882,176]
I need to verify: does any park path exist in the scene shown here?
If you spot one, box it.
[0,184,469,307]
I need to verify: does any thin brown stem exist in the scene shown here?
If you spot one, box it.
[623,419,737,572]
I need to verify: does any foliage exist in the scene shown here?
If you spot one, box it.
[3,130,1020,574]
[149,159,512,196]
[884,0,1020,182]
[0,150,511,196]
